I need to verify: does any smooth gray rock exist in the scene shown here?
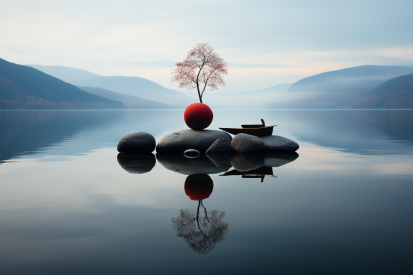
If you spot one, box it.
[206,138,233,155]
[156,154,230,175]
[231,154,265,172]
[264,153,299,167]
[117,131,156,154]
[117,153,156,174]
[184,149,200,158]
[231,133,265,154]
[156,129,232,154]
[260,135,299,152]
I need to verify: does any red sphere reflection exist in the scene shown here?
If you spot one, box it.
[184,174,214,201]
[184,103,213,130]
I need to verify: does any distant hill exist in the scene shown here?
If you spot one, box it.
[0,58,123,109]
[350,73,413,108]
[29,65,101,83]
[250,83,293,93]
[78,86,176,109]
[198,83,293,108]
[269,65,413,108]
[72,76,194,107]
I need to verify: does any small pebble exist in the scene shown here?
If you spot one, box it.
[184,149,200,159]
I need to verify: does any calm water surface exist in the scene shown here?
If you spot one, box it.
[0,109,412,275]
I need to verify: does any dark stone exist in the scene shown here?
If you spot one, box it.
[156,129,232,154]
[156,154,230,175]
[260,135,299,152]
[206,154,232,170]
[117,153,156,174]
[117,131,156,154]
[231,154,265,172]
[264,153,299,167]
[231,133,265,154]
[206,138,233,155]
[184,149,200,158]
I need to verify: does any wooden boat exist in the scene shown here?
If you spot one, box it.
[219,119,276,137]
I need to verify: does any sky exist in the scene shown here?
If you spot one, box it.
[1,0,413,93]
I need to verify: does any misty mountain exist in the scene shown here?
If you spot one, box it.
[72,76,194,107]
[78,86,175,109]
[350,73,413,108]
[0,58,123,109]
[200,83,293,108]
[269,65,413,109]
[29,64,101,83]
[250,83,293,93]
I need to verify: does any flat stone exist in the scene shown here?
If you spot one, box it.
[184,149,200,158]
[260,135,299,152]
[231,133,265,154]
[206,138,233,155]
[156,129,232,154]
[156,154,230,175]
[117,153,156,174]
[117,131,156,154]
[231,154,265,172]
[264,153,299,167]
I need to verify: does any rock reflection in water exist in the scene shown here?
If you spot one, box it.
[230,153,299,172]
[172,174,229,254]
[117,153,156,174]
[156,154,230,175]
[231,154,265,172]
[264,153,299,167]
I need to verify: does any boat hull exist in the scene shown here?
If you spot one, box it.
[219,125,274,137]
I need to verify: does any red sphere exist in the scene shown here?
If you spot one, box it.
[184,103,213,130]
[184,175,214,201]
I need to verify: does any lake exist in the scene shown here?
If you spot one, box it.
[0,109,412,275]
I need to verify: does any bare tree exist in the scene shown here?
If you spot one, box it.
[171,201,229,254]
[171,42,228,103]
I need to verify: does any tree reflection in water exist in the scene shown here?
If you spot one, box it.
[172,174,229,254]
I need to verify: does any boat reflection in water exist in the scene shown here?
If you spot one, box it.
[171,174,229,254]
[221,153,299,182]
[221,166,275,182]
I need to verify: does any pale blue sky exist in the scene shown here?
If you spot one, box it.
[1,0,412,92]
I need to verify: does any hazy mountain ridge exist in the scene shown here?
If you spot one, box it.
[350,73,413,108]
[72,76,195,107]
[28,65,101,83]
[249,83,293,93]
[199,83,293,108]
[78,86,176,109]
[29,64,194,107]
[0,58,124,109]
[14,63,413,109]
[269,65,413,109]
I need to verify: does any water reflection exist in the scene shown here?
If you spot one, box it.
[222,153,298,182]
[0,110,123,164]
[285,110,413,155]
[117,153,156,174]
[231,154,265,171]
[172,174,229,254]
[156,154,230,175]
[119,152,299,181]
[221,166,275,182]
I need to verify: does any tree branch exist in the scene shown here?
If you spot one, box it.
[201,69,217,97]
